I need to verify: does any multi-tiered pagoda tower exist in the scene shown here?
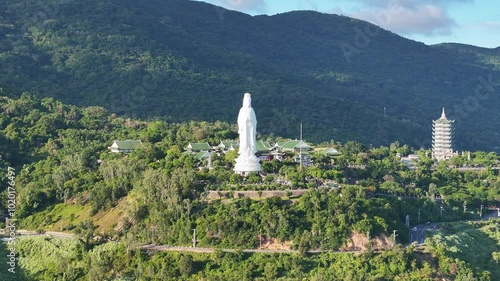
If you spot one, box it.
[432,108,456,161]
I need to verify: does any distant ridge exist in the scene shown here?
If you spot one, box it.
[0,0,499,150]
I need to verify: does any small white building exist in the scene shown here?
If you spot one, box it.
[216,140,239,152]
[400,154,420,170]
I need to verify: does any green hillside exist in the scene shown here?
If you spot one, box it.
[426,220,500,280]
[0,0,499,150]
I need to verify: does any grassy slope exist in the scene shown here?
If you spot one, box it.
[426,220,500,278]
[0,243,17,281]
[20,195,136,235]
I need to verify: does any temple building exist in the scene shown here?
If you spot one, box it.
[185,142,213,152]
[432,108,457,161]
[108,140,143,153]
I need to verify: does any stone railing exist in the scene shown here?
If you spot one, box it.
[206,189,309,200]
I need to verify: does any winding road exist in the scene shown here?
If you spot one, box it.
[9,210,500,255]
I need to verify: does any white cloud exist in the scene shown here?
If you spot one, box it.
[206,0,472,36]
[351,0,472,9]
[351,4,457,35]
[211,0,265,12]
[339,0,473,36]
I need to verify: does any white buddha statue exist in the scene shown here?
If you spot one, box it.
[238,93,257,154]
[234,93,262,174]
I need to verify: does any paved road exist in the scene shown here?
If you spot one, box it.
[408,223,439,245]
[408,210,500,245]
[140,244,374,255]
[141,244,301,254]
[16,230,75,239]
[12,231,354,255]
[484,209,500,220]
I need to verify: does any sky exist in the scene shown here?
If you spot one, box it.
[202,0,500,48]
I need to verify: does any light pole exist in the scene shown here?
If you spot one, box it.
[480,205,484,219]
[393,230,398,246]
[440,205,444,216]
[299,123,302,172]
[259,230,262,249]
[192,229,197,247]
[463,201,467,213]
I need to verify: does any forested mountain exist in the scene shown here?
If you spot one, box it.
[0,0,499,150]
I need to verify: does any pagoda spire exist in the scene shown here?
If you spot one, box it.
[440,107,447,120]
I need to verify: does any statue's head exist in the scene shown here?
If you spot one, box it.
[243,93,252,108]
